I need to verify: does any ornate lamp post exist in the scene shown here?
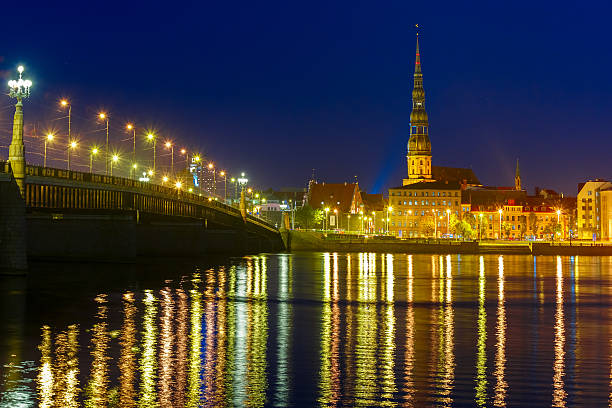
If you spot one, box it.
[7,66,32,196]
[44,134,54,168]
[498,208,503,240]
[98,113,109,175]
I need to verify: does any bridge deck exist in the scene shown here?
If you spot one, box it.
[1,161,277,234]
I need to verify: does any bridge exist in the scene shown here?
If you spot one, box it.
[0,162,283,272]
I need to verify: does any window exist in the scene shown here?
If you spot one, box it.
[588,190,592,195]
[412,126,417,134]
[442,192,446,197]
[409,201,412,205]
[425,192,428,197]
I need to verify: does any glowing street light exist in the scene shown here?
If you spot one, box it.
[90,147,99,173]
[67,141,78,171]
[162,175,169,183]
[110,154,119,176]
[98,112,110,175]
[44,133,54,167]
[126,123,136,173]
[219,170,227,203]
[324,207,330,230]
[60,99,71,149]
[146,133,156,172]
[165,141,174,174]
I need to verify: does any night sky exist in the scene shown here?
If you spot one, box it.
[1,1,611,196]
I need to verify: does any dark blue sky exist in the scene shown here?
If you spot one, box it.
[2,1,611,195]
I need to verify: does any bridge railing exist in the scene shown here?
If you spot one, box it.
[0,161,277,231]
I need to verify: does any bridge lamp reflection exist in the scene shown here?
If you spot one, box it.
[44,133,54,168]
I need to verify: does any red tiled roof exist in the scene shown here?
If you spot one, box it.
[308,182,361,213]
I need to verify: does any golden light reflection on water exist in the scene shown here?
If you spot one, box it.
[188,273,202,407]
[86,294,109,408]
[494,256,507,407]
[553,256,567,407]
[475,256,488,407]
[119,292,136,408]
[24,253,612,407]
[37,326,53,408]
[159,286,175,407]
[403,255,415,407]
[139,290,157,407]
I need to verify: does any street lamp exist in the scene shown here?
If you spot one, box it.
[180,148,187,171]
[60,99,71,148]
[208,162,216,196]
[557,209,562,240]
[479,213,483,242]
[162,175,169,183]
[165,141,174,174]
[90,147,99,173]
[147,133,156,173]
[98,112,109,175]
[44,133,54,167]
[219,171,227,203]
[131,163,138,178]
[324,207,330,231]
[110,154,119,176]
[67,141,78,171]
[446,208,451,236]
[498,208,503,240]
[7,65,32,195]
[387,206,393,234]
[126,124,136,172]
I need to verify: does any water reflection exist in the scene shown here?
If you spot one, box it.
[475,256,488,407]
[553,256,567,407]
[494,256,507,407]
[13,253,612,406]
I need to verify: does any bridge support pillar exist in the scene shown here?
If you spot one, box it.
[0,174,27,273]
[8,100,25,197]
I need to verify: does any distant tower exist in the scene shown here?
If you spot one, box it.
[515,158,521,191]
[404,30,432,185]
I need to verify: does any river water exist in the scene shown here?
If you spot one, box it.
[1,253,612,407]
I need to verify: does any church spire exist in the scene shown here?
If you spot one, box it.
[404,27,433,186]
[515,158,522,191]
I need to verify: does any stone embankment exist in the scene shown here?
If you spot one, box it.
[286,231,612,256]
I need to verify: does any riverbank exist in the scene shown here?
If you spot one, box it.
[283,230,612,256]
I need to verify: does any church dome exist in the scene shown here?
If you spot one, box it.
[408,134,431,155]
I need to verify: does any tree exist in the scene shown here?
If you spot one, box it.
[420,216,436,237]
[528,212,539,238]
[502,221,512,240]
[454,220,473,240]
[294,205,324,229]
[519,216,527,240]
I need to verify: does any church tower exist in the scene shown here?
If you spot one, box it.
[515,158,521,191]
[404,33,432,186]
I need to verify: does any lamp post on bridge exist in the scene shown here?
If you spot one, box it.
[60,99,71,147]
[219,171,227,203]
[98,112,109,175]
[7,66,32,196]
[44,133,54,168]
[165,141,174,174]
[90,147,99,173]
[67,141,77,171]
[126,123,136,176]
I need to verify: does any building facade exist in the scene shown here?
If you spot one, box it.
[577,180,612,240]
[389,181,461,238]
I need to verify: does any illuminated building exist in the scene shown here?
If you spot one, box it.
[577,179,612,240]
